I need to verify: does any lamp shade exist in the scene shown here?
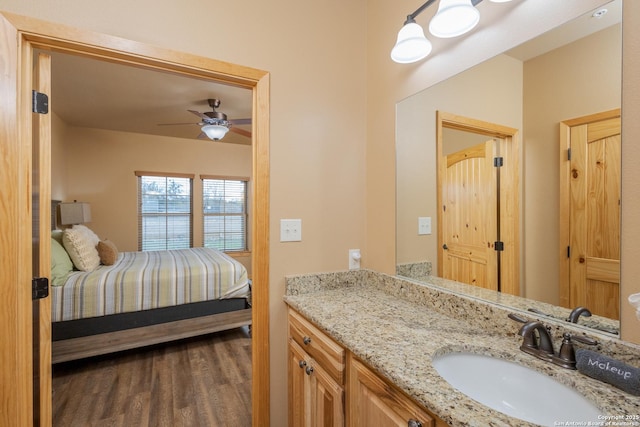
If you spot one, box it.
[202,124,230,140]
[391,22,433,64]
[59,202,92,225]
[429,0,480,38]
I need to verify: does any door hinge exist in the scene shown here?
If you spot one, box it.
[32,90,49,114]
[567,148,572,161]
[32,277,49,300]
[567,246,571,258]
[494,241,504,251]
[494,157,504,167]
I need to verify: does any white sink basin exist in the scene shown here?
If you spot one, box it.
[432,352,601,426]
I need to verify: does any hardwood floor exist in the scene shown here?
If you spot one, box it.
[52,327,252,427]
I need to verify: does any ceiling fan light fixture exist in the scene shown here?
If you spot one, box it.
[202,124,230,141]
[429,0,480,38]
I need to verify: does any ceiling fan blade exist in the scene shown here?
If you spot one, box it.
[229,118,252,125]
[197,131,207,139]
[229,127,252,138]
[157,122,200,126]
[188,109,210,120]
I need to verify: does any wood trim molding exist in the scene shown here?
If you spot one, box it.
[199,174,250,181]
[134,171,196,179]
[0,11,270,426]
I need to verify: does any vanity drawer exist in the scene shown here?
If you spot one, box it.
[288,308,345,383]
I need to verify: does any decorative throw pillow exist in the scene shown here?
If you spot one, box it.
[72,224,100,246]
[50,237,73,286]
[97,240,119,265]
[62,228,100,272]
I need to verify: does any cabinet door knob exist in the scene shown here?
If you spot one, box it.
[303,336,312,345]
[408,420,422,427]
[305,366,314,375]
[298,360,307,368]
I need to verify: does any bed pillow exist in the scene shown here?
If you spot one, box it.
[51,229,64,245]
[50,237,73,286]
[62,228,100,272]
[72,224,100,246]
[97,240,119,265]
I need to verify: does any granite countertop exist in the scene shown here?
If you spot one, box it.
[284,272,640,427]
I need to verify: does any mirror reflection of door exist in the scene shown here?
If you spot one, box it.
[437,112,520,296]
[560,110,621,320]
[441,140,498,290]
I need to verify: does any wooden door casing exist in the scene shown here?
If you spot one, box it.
[32,51,53,427]
[0,12,271,426]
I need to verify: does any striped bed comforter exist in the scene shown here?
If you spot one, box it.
[51,247,250,322]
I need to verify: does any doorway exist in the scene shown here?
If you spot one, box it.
[436,111,520,296]
[0,13,270,426]
[559,109,621,320]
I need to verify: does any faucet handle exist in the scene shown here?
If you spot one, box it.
[508,313,528,323]
[556,333,598,369]
[570,333,598,346]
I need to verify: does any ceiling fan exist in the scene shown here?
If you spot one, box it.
[159,98,252,141]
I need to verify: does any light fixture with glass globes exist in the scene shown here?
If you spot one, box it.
[391,0,515,64]
[201,123,230,140]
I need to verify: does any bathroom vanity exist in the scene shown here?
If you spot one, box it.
[284,270,640,426]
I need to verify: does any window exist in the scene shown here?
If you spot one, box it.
[202,176,248,252]
[136,172,193,251]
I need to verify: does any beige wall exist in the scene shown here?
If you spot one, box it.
[56,126,252,249]
[52,125,253,271]
[51,112,68,201]
[620,1,640,343]
[396,54,523,270]
[523,25,621,304]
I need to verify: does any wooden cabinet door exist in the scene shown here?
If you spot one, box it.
[289,340,311,427]
[289,339,344,427]
[348,355,434,427]
[310,357,344,427]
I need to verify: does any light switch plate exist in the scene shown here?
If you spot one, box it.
[418,217,431,235]
[280,219,302,242]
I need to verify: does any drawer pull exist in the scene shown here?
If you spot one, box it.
[408,420,422,427]
[298,360,307,368]
[303,336,312,345]
[305,366,314,375]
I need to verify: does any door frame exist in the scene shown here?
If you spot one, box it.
[436,111,520,296]
[0,11,270,426]
[558,108,621,311]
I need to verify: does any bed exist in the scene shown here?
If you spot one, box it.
[50,226,252,364]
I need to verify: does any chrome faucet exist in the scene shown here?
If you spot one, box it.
[567,306,592,323]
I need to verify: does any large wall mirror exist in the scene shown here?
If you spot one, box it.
[396,0,622,335]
